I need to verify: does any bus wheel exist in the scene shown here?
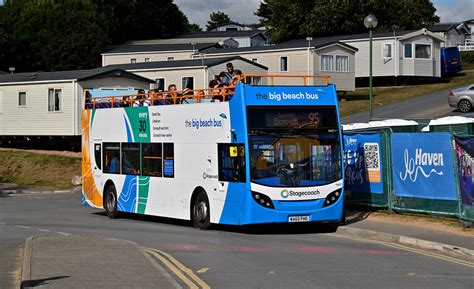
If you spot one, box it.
[192,191,211,230]
[104,184,118,219]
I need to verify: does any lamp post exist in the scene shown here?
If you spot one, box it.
[306,37,313,77]
[364,14,378,120]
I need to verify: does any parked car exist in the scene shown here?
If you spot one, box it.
[448,84,474,112]
[441,47,463,75]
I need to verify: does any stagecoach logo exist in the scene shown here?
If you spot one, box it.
[203,172,218,180]
[281,189,320,198]
[399,148,444,182]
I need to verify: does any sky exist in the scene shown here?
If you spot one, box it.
[174,0,474,29]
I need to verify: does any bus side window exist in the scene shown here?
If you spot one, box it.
[142,143,162,177]
[218,144,246,182]
[103,143,120,174]
[121,143,140,175]
[163,143,174,178]
[94,143,102,170]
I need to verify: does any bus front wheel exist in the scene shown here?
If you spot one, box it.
[192,191,211,230]
[104,184,118,219]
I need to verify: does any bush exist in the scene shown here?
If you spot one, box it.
[461,51,474,65]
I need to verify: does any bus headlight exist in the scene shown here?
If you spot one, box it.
[251,191,275,209]
[323,189,342,207]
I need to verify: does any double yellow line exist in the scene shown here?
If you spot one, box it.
[144,247,211,289]
[332,233,474,268]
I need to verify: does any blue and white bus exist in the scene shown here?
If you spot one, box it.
[81,75,344,229]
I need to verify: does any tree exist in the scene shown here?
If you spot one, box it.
[206,11,230,31]
[256,0,440,43]
[0,0,194,72]
[186,23,203,33]
[8,0,108,71]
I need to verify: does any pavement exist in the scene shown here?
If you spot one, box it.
[21,235,180,289]
[0,183,80,195]
[0,190,472,288]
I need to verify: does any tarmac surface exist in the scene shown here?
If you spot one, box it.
[1,191,473,289]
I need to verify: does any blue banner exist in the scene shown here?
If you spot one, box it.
[391,133,457,200]
[343,133,383,194]
[454,137,474,206]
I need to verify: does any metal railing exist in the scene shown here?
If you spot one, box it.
[83,74,332,110]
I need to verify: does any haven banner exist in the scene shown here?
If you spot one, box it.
[343,133,383,194]
[454,136,474,206]
[391,133,457,200]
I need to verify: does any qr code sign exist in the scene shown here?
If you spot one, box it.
[363,143,380,170]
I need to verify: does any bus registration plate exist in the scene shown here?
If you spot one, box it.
[288,216,310,222]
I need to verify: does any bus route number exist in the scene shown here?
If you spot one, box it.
[139,120,147,132]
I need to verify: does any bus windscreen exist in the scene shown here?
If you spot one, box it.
[247,107,341,187]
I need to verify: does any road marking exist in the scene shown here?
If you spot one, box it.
[144,249,199,289]
[15,225,30,229]
[37,229,51,232]
[407,272,416,277]
[331,233,474,268]
[295,245,334,254]
[196,268,210,274]
[0,222,6,225]
[57,232,71,236]
[145,247,211,289]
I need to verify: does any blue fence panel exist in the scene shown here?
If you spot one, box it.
[391,133,459,215]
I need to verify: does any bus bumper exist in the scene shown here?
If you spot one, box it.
[236,193,344,225]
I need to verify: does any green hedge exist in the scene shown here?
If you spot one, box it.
[461,51,474,65]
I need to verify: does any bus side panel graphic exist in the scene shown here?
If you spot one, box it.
[81,109,103,208]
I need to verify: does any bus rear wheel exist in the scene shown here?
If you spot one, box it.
[192,191,211,230]
[104,184,118,219]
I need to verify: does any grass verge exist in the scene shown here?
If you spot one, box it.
[339,71,474,117]
[0,150,81,189]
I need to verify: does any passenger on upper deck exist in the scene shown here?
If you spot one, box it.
[224,62,234,85]
[133,89,150,107]
[164,84,178,104]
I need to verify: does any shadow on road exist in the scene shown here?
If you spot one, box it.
[21,275,69,288]
[93,211,344,235]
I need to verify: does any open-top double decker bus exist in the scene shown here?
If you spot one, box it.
[82,75,343,229]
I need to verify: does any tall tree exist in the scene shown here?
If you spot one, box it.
[0,0,194,71]
[8,0,108,71]
[256,0,440,43]
[206,11,230,31]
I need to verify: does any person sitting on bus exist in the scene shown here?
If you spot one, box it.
[108,156,120,174]
[164,84,178,104]
[133,89,150,107]
[180,88,194,104]
[217,71,229,85]
[152,88,166,105]
[212,83,227,102]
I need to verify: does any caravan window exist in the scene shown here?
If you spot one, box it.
[415,44,431,59]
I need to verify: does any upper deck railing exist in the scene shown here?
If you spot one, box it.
[84,74,331,110]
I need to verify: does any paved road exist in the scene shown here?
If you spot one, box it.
[1,193,473,289]
[342,85,474,124]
